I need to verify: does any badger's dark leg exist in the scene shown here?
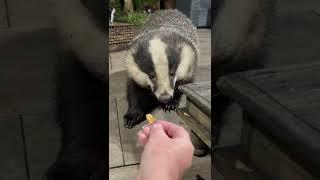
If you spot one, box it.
[124,79,158,128]
[124,79,145,128]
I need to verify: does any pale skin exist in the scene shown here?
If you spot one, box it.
[135,120,195,180]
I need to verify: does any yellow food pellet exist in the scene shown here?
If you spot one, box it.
[146,114,156,124]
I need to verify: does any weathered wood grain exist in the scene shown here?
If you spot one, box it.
[109,156,211,180]
[109,165,139,180]
[179,81,211,117]
[109,97,124,168]
[109,70,128,98]
[109,51,127,72]
[217,62,320,178]
[116,97,143,165]
[177,108,211,148]
[187,99,211,129]
[183,156,211,180]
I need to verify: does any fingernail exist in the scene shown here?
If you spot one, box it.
[152,123,160,128]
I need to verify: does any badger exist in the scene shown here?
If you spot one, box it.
[124,9,200,129]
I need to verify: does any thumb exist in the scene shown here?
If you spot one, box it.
[149,123,168,139]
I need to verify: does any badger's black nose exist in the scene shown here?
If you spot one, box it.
[158,94,173,103]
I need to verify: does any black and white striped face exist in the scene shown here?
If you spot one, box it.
[126,36,196,103]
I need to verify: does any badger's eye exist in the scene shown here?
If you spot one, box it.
[149,74,156,80]
[170,72,175,77]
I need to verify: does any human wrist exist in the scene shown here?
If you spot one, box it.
[137,150,184,180]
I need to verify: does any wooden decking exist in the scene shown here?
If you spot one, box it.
[109,28,211,179]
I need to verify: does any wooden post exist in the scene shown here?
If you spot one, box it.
[124,0,134,13]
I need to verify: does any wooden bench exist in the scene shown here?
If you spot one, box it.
[177,81,211,156]
[216,62,320,180]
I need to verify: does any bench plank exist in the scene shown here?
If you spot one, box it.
[217,62,320,178]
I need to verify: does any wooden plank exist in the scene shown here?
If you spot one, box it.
[109,165,139,180]
[23,113,60,180]
[196,28,211,38]
[109,51,127,72]
[183,156,211,180]
[116,97,143,165]
[194,66,212,83]
[0,0,8,28]
[109,97,124,168]
[0,115,27,180]
[109,156,211,180]
[109,56,112,72]
[186,99,211,128]
[217,64,320,178]
[177,108,211,148]
[198,28,211,66]
[244,63,320,130]
[179,81,211,117]
[109,70,128,98]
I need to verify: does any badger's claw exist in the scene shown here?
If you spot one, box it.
[161,101,178,112]
[124,109,145,129]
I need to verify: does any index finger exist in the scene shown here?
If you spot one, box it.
[153,120,190,139]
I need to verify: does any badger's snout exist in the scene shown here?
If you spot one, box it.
[158,93,173,103]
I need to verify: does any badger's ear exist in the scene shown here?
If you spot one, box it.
[175,44,196,82]
[125,50,154,89]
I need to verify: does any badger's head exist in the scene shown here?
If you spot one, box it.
[126,35,196,103]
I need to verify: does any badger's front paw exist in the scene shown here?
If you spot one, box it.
[161,101,178,112]
[124,108,145,129]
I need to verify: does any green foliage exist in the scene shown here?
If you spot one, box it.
[132,0,144,10]
[109,0,122,12]
[114,11,149,26]
[133,0,158,10]
[109,0,156,25]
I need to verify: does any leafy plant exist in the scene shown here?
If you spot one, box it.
[133,0,158,11]
[109,0,122,12]
[115,11,149,26]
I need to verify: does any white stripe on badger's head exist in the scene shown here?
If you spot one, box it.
[126,49,154,90]
[148,37,174,102]
[174,44,196,84]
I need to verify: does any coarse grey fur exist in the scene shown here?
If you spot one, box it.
[124,9,199,128]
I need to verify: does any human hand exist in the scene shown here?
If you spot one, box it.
[136,120,195,180]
